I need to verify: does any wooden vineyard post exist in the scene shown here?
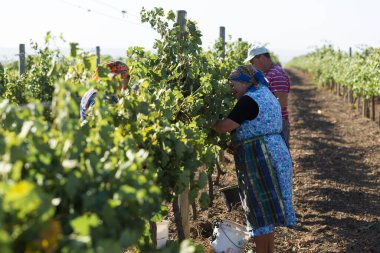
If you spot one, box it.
[336,83,340,96]
[208,172,214,206]
[348,49,354,104]
[343,86,346,101]
[173,197,185,241]
[18,44,26,77]
[215,150,225,186]
[363,99,370,118]
[329,80,333,90]
[371,96,375,121]
[96,46,100,67]
[349,89,354,104]
[219,150,226,167]
[179,186,190,239]
[176,9,190,240]
[149,221,157,249]
[191,199,197,220]
[378,102,380,127]
[219,26,226,58]
[177,10,187,31]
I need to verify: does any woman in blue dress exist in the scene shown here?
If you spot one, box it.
[212,65,296,253]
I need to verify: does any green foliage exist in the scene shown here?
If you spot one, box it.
[287,45,380,98]
[0,79,162,251]
[4,35,63,103]
[0,63,5,96]
[0,7,252,252]
[0,33,98,106]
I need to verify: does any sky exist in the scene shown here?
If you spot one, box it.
[1,0,380,64]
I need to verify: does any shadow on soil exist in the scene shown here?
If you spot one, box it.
[286,69,379,252]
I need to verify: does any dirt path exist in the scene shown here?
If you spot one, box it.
[276,68,380,253]
[170,68,380,253]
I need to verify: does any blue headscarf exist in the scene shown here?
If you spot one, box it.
[229,66,269,88]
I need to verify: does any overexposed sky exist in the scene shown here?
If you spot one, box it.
[1,0,380,63]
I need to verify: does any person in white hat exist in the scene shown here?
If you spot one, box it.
[245,46,291,148]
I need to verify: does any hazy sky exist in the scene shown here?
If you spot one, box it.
[1,0,380,63]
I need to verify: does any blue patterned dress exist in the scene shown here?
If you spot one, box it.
[232,84,296,237]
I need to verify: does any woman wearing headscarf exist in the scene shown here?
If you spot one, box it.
[212,65,296,253]
[80,61,130,121]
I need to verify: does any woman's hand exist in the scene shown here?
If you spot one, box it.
[226,141,234,154]
[212,118,240,134]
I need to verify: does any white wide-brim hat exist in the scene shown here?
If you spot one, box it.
[244,46,269,62]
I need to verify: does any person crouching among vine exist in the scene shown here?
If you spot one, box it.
[80,61,130,121]
[212,65,296,253]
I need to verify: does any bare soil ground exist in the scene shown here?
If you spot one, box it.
[168,68,380,253]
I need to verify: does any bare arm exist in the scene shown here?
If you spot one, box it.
[212,118,240,134]
[273,92,288,109]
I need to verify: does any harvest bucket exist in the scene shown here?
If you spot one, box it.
[156,220,170,249]
[210,219,249,253]
[219,185,241,212]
